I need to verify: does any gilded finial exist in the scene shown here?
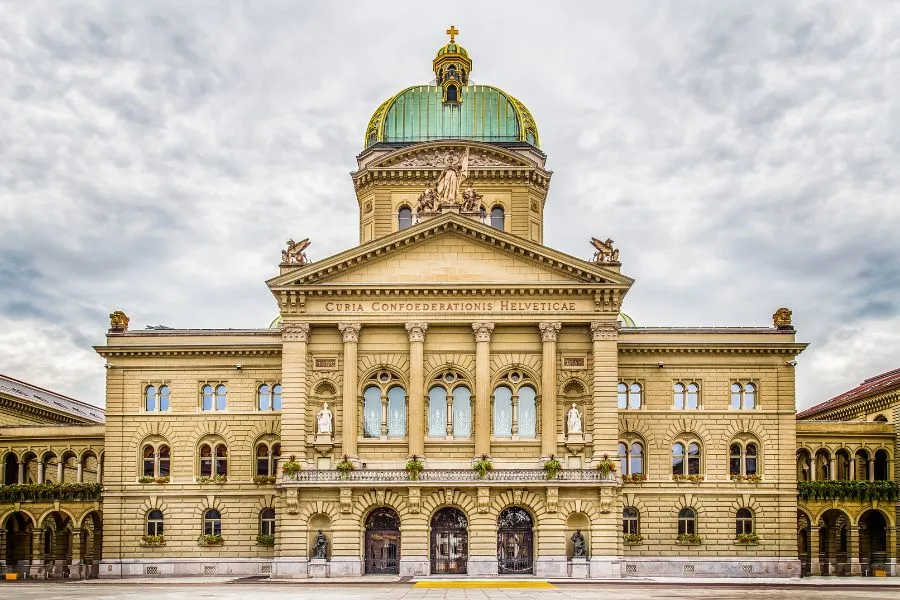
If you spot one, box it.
[773,307,793,330]
[446,25,459,43]
[109,310,129,333]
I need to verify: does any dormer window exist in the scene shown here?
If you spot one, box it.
[446,85,458,103]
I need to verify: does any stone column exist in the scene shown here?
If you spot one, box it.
[472,323,494,457]
[57,460,64,484]
[809,525,821,575]
[29,528,44,578]
[406,323,428,458]
[338,323,362,460]
[76,461,83,483]
[539,322,561,459]
[37,461,44,484]
[69,529,83,579]
[17,461,24,484]
[590,321,620,460]
[850,457,856,481]
[280,323,311,462]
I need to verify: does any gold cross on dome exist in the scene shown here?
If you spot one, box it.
[446,25,459,43]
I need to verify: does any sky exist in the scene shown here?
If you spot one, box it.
[1,1,898,411]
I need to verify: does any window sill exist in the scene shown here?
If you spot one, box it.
[490,438,541,444]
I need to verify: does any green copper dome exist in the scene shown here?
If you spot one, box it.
[364,84,539,149]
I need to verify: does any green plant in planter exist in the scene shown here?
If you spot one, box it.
[282,456,302,479]
[596,454,617,478]
[797,480,899,502]
[336,455,355,479]
[196,475,227,484]
[472,454,493,479]
[198,534,223,546]
[138,476,155,483]
[256,534,275,547]
[405,455,424,481]
[736,532,759,544]
[676,533,702,545]
[622,533,643,544]
[543,455,562,480]
[253,475,276,485]
[141,535,165,546]
[154,476,170,484]
[623,473,647,483]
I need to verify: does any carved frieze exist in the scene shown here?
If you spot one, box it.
[384,147,520,169]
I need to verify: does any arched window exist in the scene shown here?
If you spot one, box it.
[216,385,227,411]
[493,386,513,437]
[446,85,458,102]
[141,443,170,479]
[674,382,699,409]
[142,445,155,478]
[260,508,276,537]
[159,445,170,477]
[618,442,628,474]
[490,205,504,229]
[874,449,889,481]
[688,442,701,474]
[678,508,696,536]
[363,385,381,438]
[398,206,413,230]
[255,443,280,479]
[145,386,156,412]
[731,382,757,410]
[387,386,407,437]
[672,442,685,476]
[203,509,222,536]
[835,449,851,480]
[159,385,170,411]
[215,444,228,476]
[730,441,759,479]
[630,442,644,476]
[258,385,271,411]
[814,449,831,480]
[452,386,472,438]
[201,385,214,411]
[797,449,811,481]
[745,443,757,476]
[201,384,227,412]
[518,386,537,437]
[199,443,227,478]
[428,387,447,438]
[736,508,754,535]
[873,414,888,423]
[673,440,702,477]
[623,507,640,535]
[147,509,164,536]
[618,382,642,409]
[200,444,213,477]
[272,384,282,411]
[855,449,870,481]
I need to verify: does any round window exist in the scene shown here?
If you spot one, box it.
[444,372,457,383]
[378,372,390,383]
[509,372,521,383]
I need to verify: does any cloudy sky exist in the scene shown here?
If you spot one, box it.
[1,1,898,410]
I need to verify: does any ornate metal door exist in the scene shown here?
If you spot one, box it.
[497,506,533,574]
[430,507,468,574]
[364,508,400,574]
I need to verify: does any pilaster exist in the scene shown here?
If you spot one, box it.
[590,321,619,460]
[280,323,310,462]
[406,323,428,457]
[539,322,561,458]
[472,322,494,457]
[339,323,362,459]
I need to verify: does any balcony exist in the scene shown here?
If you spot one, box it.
[282,469,616,487]
[798,480,899,502]
[0,483,103,502]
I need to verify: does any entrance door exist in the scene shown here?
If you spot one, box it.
[430,507,468,574]
[497,506,533,574]
[364,507,400,574]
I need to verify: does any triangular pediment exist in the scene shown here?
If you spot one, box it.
[268,213,633,290]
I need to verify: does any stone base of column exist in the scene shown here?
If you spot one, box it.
[850,558,861,576]
[535,555,567,577]
[28,561,45,579]
[271,557,308,578]
[327,556,363,577]
[399,556,429,576]
[308,558,329,578]
[68,560,85,579]
[569,557,589,578]
[589,556,621,578]
[466,556,498,576]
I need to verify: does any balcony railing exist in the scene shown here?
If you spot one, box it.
[0,483,103,502]
[283,469,615,484]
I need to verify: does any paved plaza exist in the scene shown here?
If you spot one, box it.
[2,580,900,600]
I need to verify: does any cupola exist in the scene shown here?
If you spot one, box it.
[432,25,472,104]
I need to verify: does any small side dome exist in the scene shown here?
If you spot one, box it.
[268,315,283,329]
[618,312,636,327]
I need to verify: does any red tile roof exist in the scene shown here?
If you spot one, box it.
[797,367,900,419]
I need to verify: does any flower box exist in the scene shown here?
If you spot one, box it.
[672,474,705,483]
[256,534,275,547]
[622,534,643,545]
[676,533,702,545]
[140,535,165,547]
[196,475,227,484]
[735,533,760,545]
[197,534,224,546]
[253,475,276,485]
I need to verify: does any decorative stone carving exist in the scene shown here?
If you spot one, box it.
[590,237,619,263]
[435,148,468,206]
[461,183,483,212]
[108,310,129,333]
[375,489,386,506]
[416,185,438,214]
[472,322,495,342]
[387,147,514,168]
[538,321,561,342]
[590,321,618,341]
[286,488,300,515]
[566,403,583,434]
[405,322,428,343]
[408,487,421,514]
[282,323,310,342]
[773,307,793,330]
[282,238,311,265]
[571,529,586,557]
[313,530,328,559]
[338,323,361,343]
[364,201,373,214]
[316,403,333,435]
[512,488,523,504]
[598,487,614,514]
[477,487,490,513]
[339,488,352,513]
[546,487,558,513]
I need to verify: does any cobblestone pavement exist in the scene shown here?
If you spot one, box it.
[2,581,900,600]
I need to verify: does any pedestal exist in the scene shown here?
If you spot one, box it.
[308,558,329,578]
[569,556,589,578]
[565,432,584,454]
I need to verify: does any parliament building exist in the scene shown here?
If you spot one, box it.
[0,29,896,579]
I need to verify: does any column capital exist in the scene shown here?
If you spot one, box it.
[338,322,362,343]
[590,320,619,341]
[282,323,310,342]
[405,322,428,343]
[472,322,495,343]
[538,321,561,342]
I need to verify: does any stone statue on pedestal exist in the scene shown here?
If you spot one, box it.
[566,403,583,434]
[571,529,586,558]
[316,403,333,435]
[313,529,328,559]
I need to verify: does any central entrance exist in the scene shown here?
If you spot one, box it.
[430,507,468,574]
[497,506,534,574]
[364,507,400,574]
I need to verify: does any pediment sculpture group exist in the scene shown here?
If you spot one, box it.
[416,148,483,214]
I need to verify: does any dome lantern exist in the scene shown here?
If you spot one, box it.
[433,25,471,104]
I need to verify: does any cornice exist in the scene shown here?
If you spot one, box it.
[95,345,282,359]
[617,343,808,355]
[0,396,89,425]
[800,391,898,422]
[353,168,550,194]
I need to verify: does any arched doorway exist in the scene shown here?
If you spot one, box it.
[797,511,811,576]
[497,506,533,574]
[364,507,400,574]
[4,512,33,574]
[430,507,468,574]
[818,509,850,576]
[858,510,888,575]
